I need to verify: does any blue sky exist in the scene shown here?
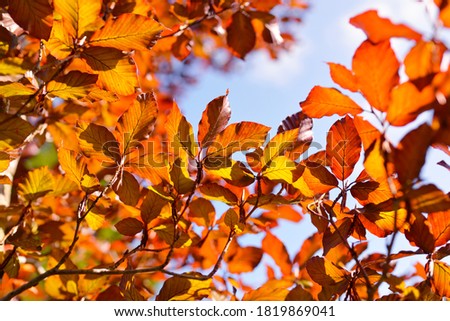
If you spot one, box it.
[175,0,450,287]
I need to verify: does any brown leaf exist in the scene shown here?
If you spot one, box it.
[306,256,351,287]
[277,111,313,159]
[300,86,363,118]
[358,200,408,237]
[226,11,256,59]
[349,10,422,43]
[140,189,169,224]
[77,122,121,162]
[352,40,399,111]
[285,285,314,301]
[408,184,450,213]
[323,218,353,255]
[113,171,140,206]
[262,231,292,276]
[8,0,53,40]
[198,94,231,149]
[326,115,361,181]
[188,198,215,227]
[405,213,435,253]
[0,114,34,151]
[199,183,238,205]
[114,217,144,236]
[225,245,263,273]
[156,274,211,301]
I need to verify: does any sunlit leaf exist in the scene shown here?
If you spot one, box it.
[0,82,35,97]
[8,0,53,39]
[326,115,361,181]
[80,47,137,96]
[198,94,231,149]
[358,200,408,237]
[199,183,238,205]
[294,232,322,269]
[166,101,198,158]
[428,210,450,247]
[205,158,255,187]
[58,148,87,187]
[115,217,144,236]
[170,155,195,195]
[323,218,353,255]
[352,40,399,111]
[404,40,446,81]
[242,281,291,301]
[45,19,73,60]
[349,10,421,43]
[18,166,54,202]
[225,243,263,273]
[80,173,100,193]
[263,128,299,167]
[262,156,296,184]
[405,213,435,253]
[285,285,314,301]
[292,162,338,197]
[227,11,256,59]
[351,179,393,205]
[156,274,211,301]
[77,121,120,162]
[0,57,32,75]
[90,13,162,51]
[53,0,103,39]
[328,62,358,92]
[224,208,245,233]
[116,92,158,154]
[0,151,10,172]
[433,260,450,298]
[306,256,351,287]
[85,211,105,230]
[353,115,382,151]
[113,170,140,206]
[46,72,98,100]
[188,198,215,227]
[300,86,363,118]
[140,188,169,224]
[409,184,450,213]
[262,231,292,276]
[277,112,313,160]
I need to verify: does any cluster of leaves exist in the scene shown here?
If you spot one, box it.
[0,0,449,301]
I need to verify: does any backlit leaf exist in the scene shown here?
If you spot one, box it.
[0,152,10,172]
[188,198,215,227]
[433,260,450,298]
[90,14,162,51]
[262,156,296,184]
[116,92,158,154]
[85,211,105,230]
[292,162,338,197]
[205,159,255,187]
[0,114,33,151]
[46,72,98,100]
[428,210,450,247]
[352,40,399,111]
[306,256,351,286]
[45,20,73,60]
[300,86,363,118]
[326,115,361,181]
[328,62,358,92]
[18,166,54,202]
[277,111,313,159]
[53,0,103,39]
[198,94,231,149]
[262,231,292,276]
[353,115,382,151]
[58,148,87,187]
[405,213,435,253]
[115,217,144,236]
[224,208,245,233]
[156,274,211,301]
[351,179,393,205]
[166,101,198,158]
[0,82,35,97]
[140,189,169,224]
[170,155,195,195]
[358,200,408,237]
[408,184,450,213]
[8,0,53,40]
[80,173,100,193]
[0,57,32,75]
[294,232,322,269]
[227,11,256,59]
[404,40,446,81]
[77,122,120,162]
[349,10,421,43]
[80,47,137,96]
[285,285,314,301]
[113,171,140,206]
[323,218,353,255]
[242,281,290,301]
[206,122,270,158]
[263,128,299,167]
[225,245,264,274]
[199,183,238,205]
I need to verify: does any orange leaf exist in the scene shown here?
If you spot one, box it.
[224,208,245,233]
[225,245,263,273]
[90,13,162,51]
[226,11,256,59]
[156,274,211,301]
[197,94,231,149]
[206,122,270,158]
[188,198,215,227]
[326,115,361,180]
[363,138,388,182]
[306,256,351,286]
[0,114,33,151]
[140,189,169,224]
[405,213,435,254]
[293,162,338,197]
[300,86,363,118]
[358,200,408,237]
[80,47,137,96]
[53,0,103,39]
[199,183,238,205]
[294,232,322,269]
[393,124,432,184]
[8,0,53,40]
[433,260,450,297]
[58,148,87,187]
[350,179,393,205]
[404,40,446,81]
[114,217,143,236]
[323,218,353,255]
[277,111,313,160]
[77,122,120,162]
[408,184,450,213]
[116,92,158,154]
[387,82,435,126]
[242,280,291,301]
[428,210,450,247]
[46,71,98,100]
[0,152,10,172]
[113,171,140,206]
[45,20,74,60]
[352,40,399,111]
[349,10,421,43]
[353,116,382,151]
[18,166,54,202]
[328,63,358,92]
[262,231,292,276]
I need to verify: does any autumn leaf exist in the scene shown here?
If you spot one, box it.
[0,152,10,172]
[18,167,54,202]
[323,218,353,255]
[113,171,140,206]
[277,111,313,160]
[262,231,292,276]
[206,122,270,158]
[58,148,87,187]
[350,179,393,205]
[349,10,421,43]
[262,155,296,184]
[428,210,450,247]
[0,82,35,97]
[140,189,169,224]
[80,47,138,96]
[328,63,358,92]
[353,115,382,151]
[204,159,255,187]
[306,256,351,287]
[115,217,144,236]
[404,213,435,254]
[408,184,450,213]
[292,162,338,197]
[156,275,211,301]
[0,114,33,151]
[294,232,322,269]
[404,41,446,81]
[199,183,238,205]
[188,198,215,227]
[224,208,245,233]
[242,281,291,301]
[358,200,408,237]
[46,72,98,100]
[8,0,53,40]
[326,115,362,181]
[90,14,162,51]
[80,173,100,193]
[352,40,399,111]
[116,92,158,154]
[300,86,363,118]
[225,243,263,273]
[263,128,299,167]
[45,19,73,60]
[53,0,103,39]
[197,94,231,149]
[77,122,120,162]
[170,155,195,195]
[433,260,450,297]
[227,11,256,59]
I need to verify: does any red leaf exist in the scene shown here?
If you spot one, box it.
[429,210,450,247]
[226,11,256,59]
[198,94,231,149]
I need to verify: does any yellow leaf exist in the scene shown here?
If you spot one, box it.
[0,57,32,75]
[165,101,198,157]
[262,155,296,184]
[58,148,87,187]
[46,72,97,100]
[80,173,100,193]
[45,19,73,60]
[242,281,291,301]
[53,0,104,39]
[85,211,105,230]
[306,256,351,286]
[433,260,450,297]
[18,167,54,202]
[80,47,137,96]
[77,121,121,162]
[156,274,211,301]
[90,13,162,51]
[0,152,10,172]
[263,128,299,167]
[0,82,35,97]
[292,162,338,197]
[170,154,195,195]
[205,158,255,187]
